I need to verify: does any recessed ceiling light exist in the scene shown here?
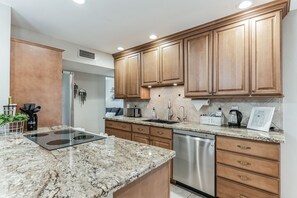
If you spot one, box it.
[238,1,252,9]
[149,34,158,40]
[73,0,86,4]
[117,47,124,51]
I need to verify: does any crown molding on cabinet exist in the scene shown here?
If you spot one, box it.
[11,38,64,52]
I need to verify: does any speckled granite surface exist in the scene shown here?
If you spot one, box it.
[0,127,175,198]
[105,116,285,143]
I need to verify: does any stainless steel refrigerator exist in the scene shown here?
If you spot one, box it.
[62,71,74,126]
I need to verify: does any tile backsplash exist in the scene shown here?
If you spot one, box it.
[125,86,283,130]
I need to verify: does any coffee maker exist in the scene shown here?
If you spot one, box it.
[228,108,243,127]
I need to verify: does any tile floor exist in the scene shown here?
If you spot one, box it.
[170,184,205,198]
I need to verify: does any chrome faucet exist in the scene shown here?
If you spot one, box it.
[168,99,174,120]
[177,106,187,122]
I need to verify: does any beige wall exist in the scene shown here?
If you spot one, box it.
[0,3,11,113]
[281,10,297,198]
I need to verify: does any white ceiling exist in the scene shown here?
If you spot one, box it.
[0,0,284,54]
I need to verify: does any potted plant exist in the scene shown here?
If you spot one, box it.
[0,113,28,133]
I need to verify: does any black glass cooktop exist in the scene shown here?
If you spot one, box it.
[24,129,106,150]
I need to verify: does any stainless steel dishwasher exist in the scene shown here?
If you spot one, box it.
[173,129,215,197]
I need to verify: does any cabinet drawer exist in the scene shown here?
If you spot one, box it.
[217,177,279,198]
[217,136,280,161]
[105,128,132,140]
[150,136,172,150]
[132,124,150,134]
[132,133,150,145]
[217,150,279,177]
[150,127,172,139]
[105,120,132,132]
[217,164,279,194]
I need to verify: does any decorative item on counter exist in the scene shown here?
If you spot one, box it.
[152,107,157,119]
[78,89,87,105]
[20,103,41,131]
[0,113,28,134]
[247,107,275,132]
[200,110,225,126]
[3,96,17,116]
[74,83,79,99]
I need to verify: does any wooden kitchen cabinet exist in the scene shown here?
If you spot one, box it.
[150,136,172,150]
[141,47,160,86]
[114,53,150,99]
[114,57,127,98]
[159,40,184,85]
[184,31,213,97]
[251,11,282,96]
[216,136,280,197]
[141,40,184,87]
[132,133,150,145]
[213,20,250,96]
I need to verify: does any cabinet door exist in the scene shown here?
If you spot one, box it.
[141,47,160,86]
[126,53,141,98]
[150,136,172,150]
[160,40,184,85]
[213,20,250,96]
[251,11,282,96]
[184,32,213,97]
[105,128,132,140]
[114,57,126,98]
[132,133,150,145]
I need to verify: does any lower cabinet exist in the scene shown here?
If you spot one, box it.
[216,136,280,198]
[132,133,150,144]
[105,128,132,141]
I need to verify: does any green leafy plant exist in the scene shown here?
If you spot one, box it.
[0,113,28,127]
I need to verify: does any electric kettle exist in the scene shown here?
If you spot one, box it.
[228,110,243,127]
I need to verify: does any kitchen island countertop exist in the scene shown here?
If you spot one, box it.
[105,116,285,143]
[0,127,175,198]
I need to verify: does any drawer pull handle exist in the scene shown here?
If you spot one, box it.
[137,128,143,131]
[237,160,251,166]
[121,125,126,128]
[239,194,248,198]
[237,145,251,150]
[238,175,249,181]
[157,131,164,135]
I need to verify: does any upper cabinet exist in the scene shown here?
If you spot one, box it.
[184,32,213,97]
[113,1,289,98]
[114,53,150,99]
[141,40,184,87]
[251,11,282,96]
[213,20,250,96]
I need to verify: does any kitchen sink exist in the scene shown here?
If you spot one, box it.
[143,119,179,125]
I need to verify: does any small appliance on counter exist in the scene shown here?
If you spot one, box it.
[20,103,41,131]
[200,108,225,126]
[124,107,142,117]
[228,106,243,127]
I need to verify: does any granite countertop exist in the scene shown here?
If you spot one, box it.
[105,116,285,143]
[0,127,175,198]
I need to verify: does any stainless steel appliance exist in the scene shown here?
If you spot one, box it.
[173,129,215,197]
[62,71,74,126]
[124,108,141,117]
[24,129,106,150]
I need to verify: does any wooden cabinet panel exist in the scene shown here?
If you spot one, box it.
[217,164,279,194]
[216,136,280,161]
[150,136,172,150]
[105,120,132,132]
[105,128,132,141]
[114,57,126,98]
[213,20,249,96]
[217,177,279,198]
[184,32,213,97]
[141,47,160,86]
[132,124,150,134]
[160,40,184,85]
[150,127,172,140]
[251,11,282,95]
[10,39,63,127]
[132,133,150,145]
[126,53,141,98]
[217,150,279,177]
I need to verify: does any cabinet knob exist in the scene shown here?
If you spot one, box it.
[137,128,143,131]
[237,145,251,150]
[157,131,164,135]
[121,125,126,128]
[239,194,248,198]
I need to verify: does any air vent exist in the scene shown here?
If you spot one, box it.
[78,49,95,60]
